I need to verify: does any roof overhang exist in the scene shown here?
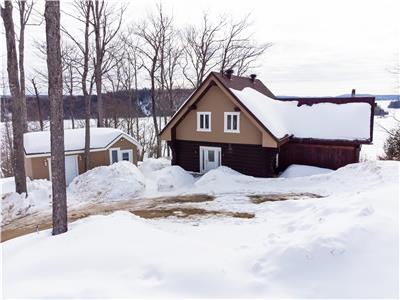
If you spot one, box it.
[25,132,142,158]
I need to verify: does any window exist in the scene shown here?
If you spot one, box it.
[224,112,240,133]
[110,149,119,164]
[197,112,211,132]
[109,148,133,164]
[120,150,133,162]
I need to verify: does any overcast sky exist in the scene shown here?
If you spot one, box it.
[1,0,399,96]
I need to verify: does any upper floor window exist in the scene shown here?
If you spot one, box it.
[197,112,211,132]
[224,112,240,133]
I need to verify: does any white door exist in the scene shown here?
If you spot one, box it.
[64,155,79,185]
[200,146,221,173]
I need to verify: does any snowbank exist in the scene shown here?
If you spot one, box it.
[280,164,333,178]
[68,161,145,201]
[1,179,52,225]
[138,157,171,176]
[231,87,372,140]
[152,166,195,191]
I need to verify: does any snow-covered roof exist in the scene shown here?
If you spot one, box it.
[230,87,372,141]
[24,128,141,156]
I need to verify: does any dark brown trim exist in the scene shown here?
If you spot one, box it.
[212,74,282,143]
[289,137,371,146]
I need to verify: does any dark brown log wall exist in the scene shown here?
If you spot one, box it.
[279,142,360,170]
[169,140,278,177]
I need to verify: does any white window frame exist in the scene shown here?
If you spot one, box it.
[197,112,212,132]
[120,149,133,163]
[224,112,240,133]
[109,147,120,164]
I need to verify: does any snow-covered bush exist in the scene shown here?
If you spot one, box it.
[382,126,400,160]
[138,158,171,176]
[68,161,146,201]
[152,166,194,191]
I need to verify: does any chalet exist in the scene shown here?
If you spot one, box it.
[24,128,141,185]
[160,70,375,177]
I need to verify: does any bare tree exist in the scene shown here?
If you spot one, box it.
[30,78,44,130]
[1,0,27,193]
[62,42,80,129]
[91,0,125,127]
[62,0,95,171]
[135,4,173,157]
[45,0,67,235]
[17,0,34,132]
[219,16,272,75]
[182,13,224,88]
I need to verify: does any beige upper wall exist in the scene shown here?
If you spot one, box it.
[161,75,278,147]
[175,85,263,145]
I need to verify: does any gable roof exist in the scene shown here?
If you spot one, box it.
[24,128,141,157]
[160,71,375,144]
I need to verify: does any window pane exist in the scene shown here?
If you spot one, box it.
[227,115,231,130]
[111,150,118,163]
[233,115,237,130]
[200,114,204,129]
[205,114,209,129]
[208,150,215,162]
[122,152,129,161]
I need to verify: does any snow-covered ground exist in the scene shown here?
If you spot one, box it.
[2,159,399,298]
[1,102,399,298]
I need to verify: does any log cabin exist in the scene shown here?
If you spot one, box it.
[160,70,375,177]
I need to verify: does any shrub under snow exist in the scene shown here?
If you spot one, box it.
[68,161,146,201]
[152,166,195,191]
[138,158,171,176]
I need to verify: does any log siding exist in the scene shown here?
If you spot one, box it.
[168,140,278,177]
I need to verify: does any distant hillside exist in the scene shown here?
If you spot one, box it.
[336,94,400,101]
[277,94,400,101]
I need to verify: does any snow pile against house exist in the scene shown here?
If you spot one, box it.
[280,164,333,178]
[68,161,146,201]
[23,127,141,155]
[231,87,372,141]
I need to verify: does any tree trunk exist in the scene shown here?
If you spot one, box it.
[1,1,27,194]
[31,78,44,131]
[84,94,91,171]
[18,0,28,133]
[45,0,67,235]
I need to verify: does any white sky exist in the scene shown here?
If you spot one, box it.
[1,0,399,96]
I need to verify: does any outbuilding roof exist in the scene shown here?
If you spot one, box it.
[24,128,141,156]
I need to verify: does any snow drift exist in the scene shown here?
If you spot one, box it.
[68,161,145,201]
[2,161,399,298]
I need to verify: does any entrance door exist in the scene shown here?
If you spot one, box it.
[47,155,79,186]
[64,155,79,185]
[200,146,221,173]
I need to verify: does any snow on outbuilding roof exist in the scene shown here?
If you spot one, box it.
[231,87,372,141]
[24,128,140,156]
